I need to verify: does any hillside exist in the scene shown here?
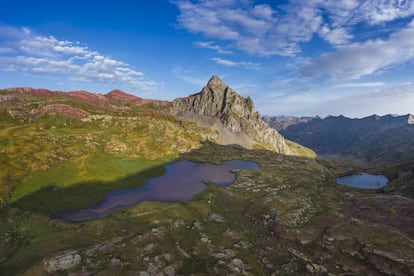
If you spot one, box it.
[0,80,315,207]
[0,81,413,275]
[0,87,217,206]
[265,114,414,166]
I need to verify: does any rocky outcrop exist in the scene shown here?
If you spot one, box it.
[45,250,82,273]
[172,76,292,154]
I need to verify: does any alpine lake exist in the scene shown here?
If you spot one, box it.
[53,159,259,222]
[336,173,389,189]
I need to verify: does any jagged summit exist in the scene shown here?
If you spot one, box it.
[172,76,299,155]
[206,75,228,91]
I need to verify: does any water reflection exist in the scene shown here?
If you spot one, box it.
[336,173,388,189]
[52,159,259,222]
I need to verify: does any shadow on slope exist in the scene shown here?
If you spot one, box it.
[11,161,172,215]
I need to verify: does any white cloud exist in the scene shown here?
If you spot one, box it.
[0,26,158,91]
[19,36,89,56]
[300,19,414,79]
[174,0,302,56]
[359,0,414,25]
[193,41,233,54]
[318,25,353,45]
[211,57,260,69]
[258,82,414,118]
[173,0,414,56]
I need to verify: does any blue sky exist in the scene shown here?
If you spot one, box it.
[1,0,414,117]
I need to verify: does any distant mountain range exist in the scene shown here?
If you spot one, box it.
[0,77,313,158]
[264,114,414,165]
[2,78,414,275]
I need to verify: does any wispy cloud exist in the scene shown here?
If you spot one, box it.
[358,0,414,24]
[211,57,260,69]
[0,25,159,91]
[318,25,353,45]
[0,47,14,54]
[300,19,414,79]
[193,41,232,54]
[258,82,414,118]
[334,82,385,88]
[173,0,414,57]
[174,0,312,56]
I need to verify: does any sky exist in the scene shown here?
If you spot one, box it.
[1,0,414,118]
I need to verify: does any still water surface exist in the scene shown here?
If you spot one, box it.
[336,173,388,189]
[53,159,259,222]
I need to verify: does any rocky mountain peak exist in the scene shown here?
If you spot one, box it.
[206,75,228,92]
[172,76,295,154]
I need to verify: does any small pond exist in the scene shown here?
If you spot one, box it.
[336,173,388,189]
[52,159,259,222]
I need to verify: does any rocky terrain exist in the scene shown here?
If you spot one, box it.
[0,79,413,275]
[1,143,414,275]
[265,114,414,166]
[173,76,306,155]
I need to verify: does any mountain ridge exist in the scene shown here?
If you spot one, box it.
[1,81,414,275]
[264,113,414,131]
[3,87,170,108]
[0,78,315,157]
[264,113,414,165]
[172,76,309,155]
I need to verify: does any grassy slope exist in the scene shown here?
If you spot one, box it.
[0,108,214,207]
[1,143,413,275]
[285,139,316,158]
[0,91,413,275]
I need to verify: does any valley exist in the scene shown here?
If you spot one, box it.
[264,114,414,166]
[0,77,413,275]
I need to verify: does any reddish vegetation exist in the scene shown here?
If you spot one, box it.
[4,87,171,109]
[106,89,143,103]
[32,89,61,97]
[67,91,109,107]
[343,195,414,236]
[106,89,171,107]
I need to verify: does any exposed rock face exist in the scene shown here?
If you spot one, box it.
[172,76,291,154]
[45,250,81,273]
